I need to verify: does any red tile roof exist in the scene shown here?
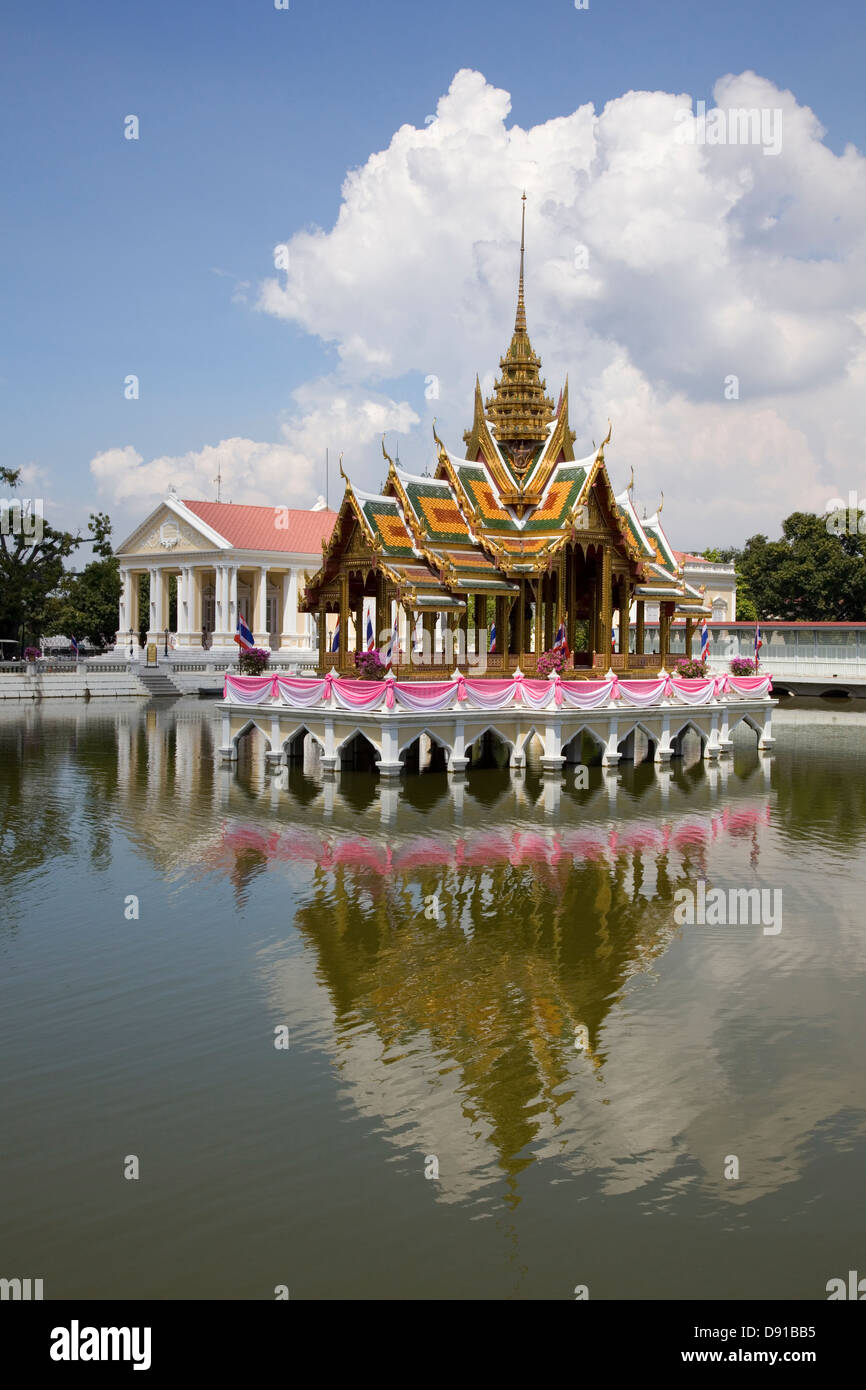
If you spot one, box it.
[673,549,708,565]
[183,500,336,554]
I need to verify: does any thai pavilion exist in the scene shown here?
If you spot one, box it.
[302,203,709,678]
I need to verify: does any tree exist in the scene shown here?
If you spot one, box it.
[737,513,866,621]
[0,467,81,647]
[696,545,755,618]
[43,512,121,648]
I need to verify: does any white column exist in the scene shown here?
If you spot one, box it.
[117,568,130,640]
[281,569,298,648]
[256,566,268,641]
[229,566,239,637]
[179,567,188,636]
[214,565,225,638]
[149,567,164,637]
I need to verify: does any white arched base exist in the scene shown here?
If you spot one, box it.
[218,693,776,777]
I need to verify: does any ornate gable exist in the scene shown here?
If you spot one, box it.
[117,504,220,557]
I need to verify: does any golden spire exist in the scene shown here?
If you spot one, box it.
[483,192,555,474]
[515,191,527,334]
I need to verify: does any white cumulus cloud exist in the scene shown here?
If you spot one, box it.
[93,67,866,547]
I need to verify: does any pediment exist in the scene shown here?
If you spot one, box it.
[118,504,221,557]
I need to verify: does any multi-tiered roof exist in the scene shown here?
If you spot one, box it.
[307,204,708,623]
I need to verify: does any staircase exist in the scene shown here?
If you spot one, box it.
[137,666,181,698]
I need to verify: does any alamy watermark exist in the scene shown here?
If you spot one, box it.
[673,880,782,935]
[50,1322,151,1371]
[0,496,44,543]
[825,492,866,536]
[1,1276,43,1300]
[674,100,783,157]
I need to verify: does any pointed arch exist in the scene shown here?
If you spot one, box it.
[231,718,272,752]
[729,711,762,743]
[397,726,454,760]
[561,724,606,766]
[334,726,383,762]
[281,723,324,760]
[617,720,658,765]
[670,719,707,759]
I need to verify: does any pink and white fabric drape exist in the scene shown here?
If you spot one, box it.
[391,680,461,712]
[720,675,773,698]
[667,677,718,706]
[274,676,330,708]
[557,678,619,710]
[224,674,276,705]
[224,671,772,711]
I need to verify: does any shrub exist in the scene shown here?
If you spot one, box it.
[674,657,710,679]
[536,647,568,678]
[354,649,387,680]
[238,646,271,676]
[730,657,757,676]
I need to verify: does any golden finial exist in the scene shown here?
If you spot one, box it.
[338,452,347,482]
[601,419,612,447]
[515,191,527,335]
[628,466,634,492]
[381,433,396,468]
[658,490,664,515]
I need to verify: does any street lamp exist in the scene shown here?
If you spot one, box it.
[164,627,169,657]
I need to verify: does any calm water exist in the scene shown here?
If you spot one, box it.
[1,696,865,1300]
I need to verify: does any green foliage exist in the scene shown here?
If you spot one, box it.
[737,513,866,620]
[0,467,81,646]
[701,516,866,621]
[43,513,120,649]
[735,589,757,621]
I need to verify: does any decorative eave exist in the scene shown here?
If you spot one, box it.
[383,446,479,591]
[520,376,577,502]
[301,471,403,607]
[461,376,509,486]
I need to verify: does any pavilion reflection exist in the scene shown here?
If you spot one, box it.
[202,800,773,1201]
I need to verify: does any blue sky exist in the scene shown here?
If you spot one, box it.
[3,0,864,549]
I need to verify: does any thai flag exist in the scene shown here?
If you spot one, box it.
[70,635,79,656]
[553,616,570,659]
[754,621,763,666]
[366,611,375,651]
[234,615,255,651]
[700,618,709,659]
[383,614,398,664]
[489,622,496,653]
[331,616,340,653]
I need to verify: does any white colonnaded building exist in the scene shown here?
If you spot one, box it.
[115,487,336,657]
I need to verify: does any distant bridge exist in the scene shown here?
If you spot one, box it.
[640,621,866,697]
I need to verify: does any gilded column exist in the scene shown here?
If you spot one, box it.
[660,602,672,666]
[318,602,327,669]
[375,575,387,653]
[339,572,349,667]
[636,599,645,655]
[600,546,612,663]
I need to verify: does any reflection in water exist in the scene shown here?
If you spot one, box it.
[206,801,772,1203]
[1,697,866,1296]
